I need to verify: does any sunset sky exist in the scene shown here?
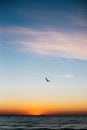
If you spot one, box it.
[0,0,87,115]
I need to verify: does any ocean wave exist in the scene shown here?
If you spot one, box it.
[29,128,87,130]
[1,127,87,129]
[0,115,87,130]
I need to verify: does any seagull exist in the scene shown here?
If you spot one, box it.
[45,77,51,82]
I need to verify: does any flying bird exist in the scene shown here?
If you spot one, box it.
[45,77,51,82]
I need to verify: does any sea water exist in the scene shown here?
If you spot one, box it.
[0,115,87,130]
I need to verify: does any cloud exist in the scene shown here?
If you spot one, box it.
[0,27,87,60]
[64,74,73,79]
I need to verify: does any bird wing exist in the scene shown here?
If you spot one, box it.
[45,77,50,82]
[45,77,48,81]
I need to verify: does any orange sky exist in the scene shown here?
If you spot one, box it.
[0,100,87,115]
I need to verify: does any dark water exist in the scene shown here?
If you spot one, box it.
[0,115,87,130]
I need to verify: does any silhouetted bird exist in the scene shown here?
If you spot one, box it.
[45,77,51,82]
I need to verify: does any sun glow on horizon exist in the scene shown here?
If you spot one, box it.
[0,101,87,115]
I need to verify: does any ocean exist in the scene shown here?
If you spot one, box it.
[0,115,87,130]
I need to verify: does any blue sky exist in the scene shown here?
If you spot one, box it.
[0,0,87,115]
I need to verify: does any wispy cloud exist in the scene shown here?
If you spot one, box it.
[0,27,87,60]
[64,74,73,79]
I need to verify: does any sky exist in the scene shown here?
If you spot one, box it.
[0,0,87,115]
